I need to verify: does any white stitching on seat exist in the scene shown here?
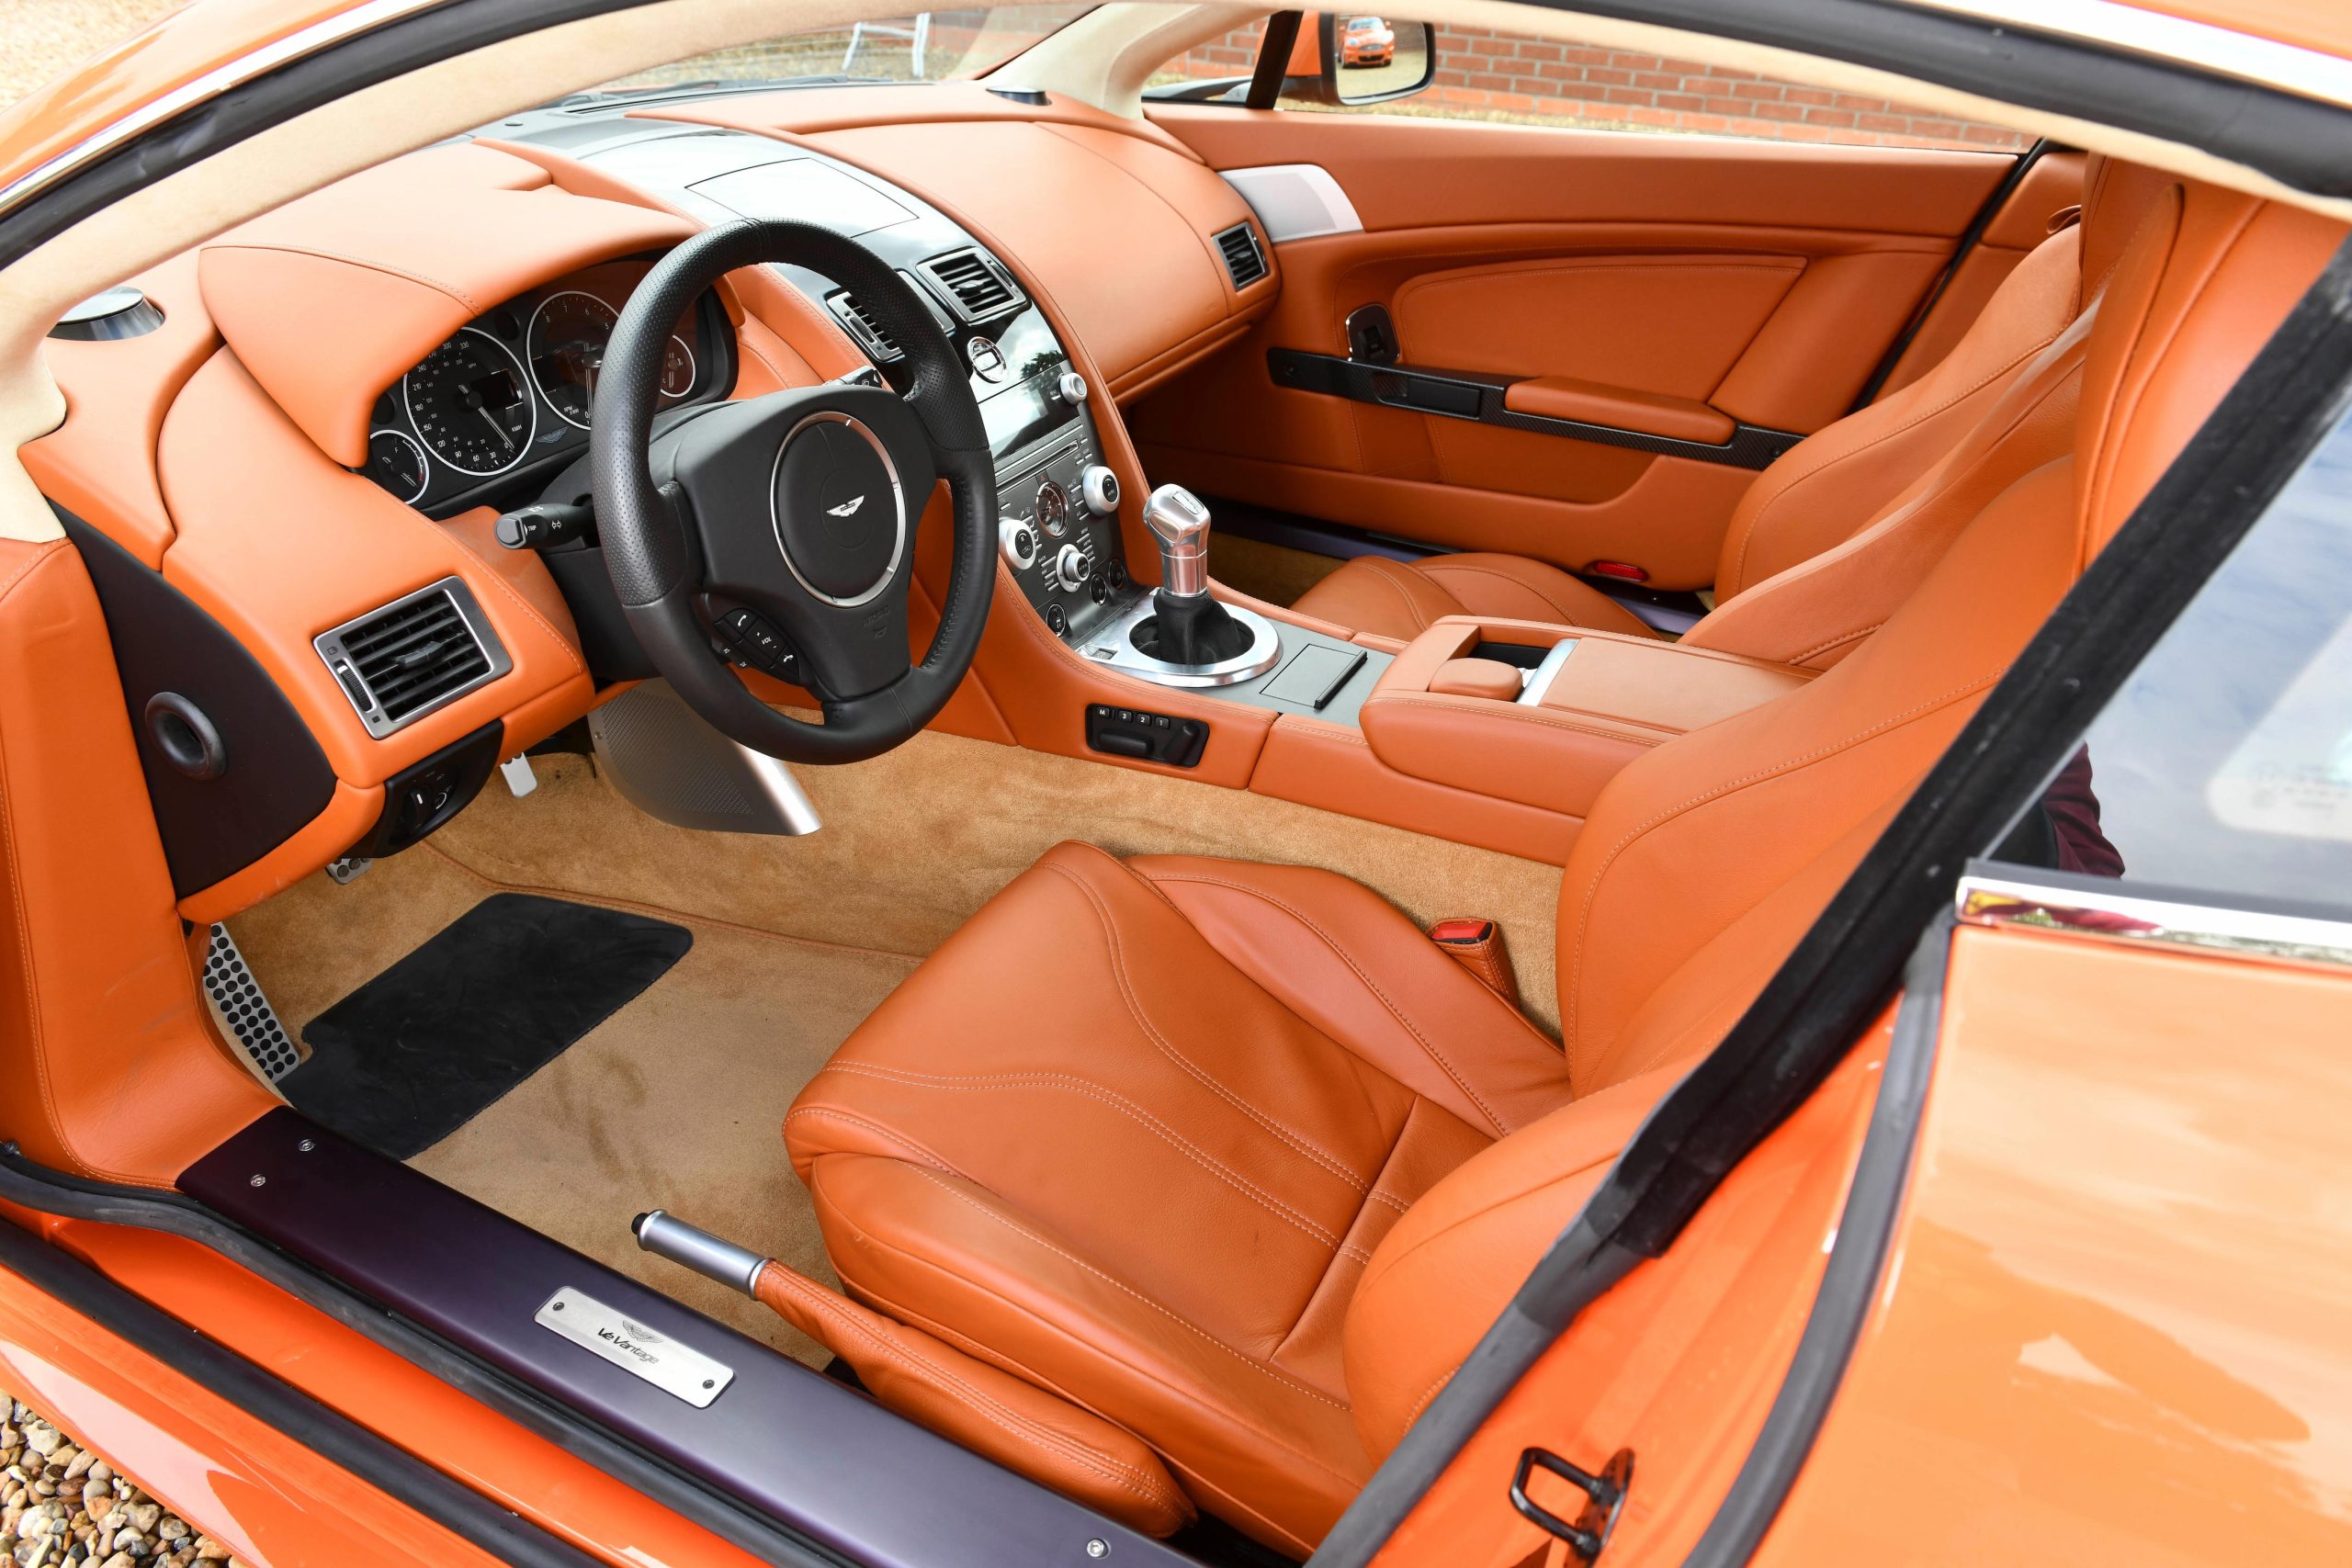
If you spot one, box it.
[1042,852,1377,1192]
[1139,870,1542,1137]
[761,1264,1188,1516]
[896,1164,1356,1412]
[819,1061,1372,1261]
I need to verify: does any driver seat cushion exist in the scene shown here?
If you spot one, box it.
[785,842,1574,1552]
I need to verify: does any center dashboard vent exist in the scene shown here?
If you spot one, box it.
[1216,221,1269,289]
[826,290,905,362]
[917,247,1025,323]
[314,577,513,739]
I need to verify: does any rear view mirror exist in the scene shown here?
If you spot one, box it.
[1326,16,1434,105]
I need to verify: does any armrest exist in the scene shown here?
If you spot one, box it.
[1502,377,1736,445]
[1359,617,1812,819]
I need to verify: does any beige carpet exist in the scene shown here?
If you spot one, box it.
[229,847,914,1367]
[436,728,1566,1034]
[227,723,1565,1366]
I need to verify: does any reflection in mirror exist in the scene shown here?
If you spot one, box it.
[1333,17,1432,104]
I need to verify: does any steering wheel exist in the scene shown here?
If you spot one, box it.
[591,220,995,763]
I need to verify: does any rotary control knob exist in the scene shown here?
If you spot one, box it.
[1079,464,1121,516]
[1054,544,1091,591]
[1057,371,1089,406]
[998,517,1037,570]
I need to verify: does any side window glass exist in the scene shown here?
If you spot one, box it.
[1157,15,2030,151]
[1984,411,2352,919]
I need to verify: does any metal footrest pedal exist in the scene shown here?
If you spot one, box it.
[200,923,300,1081]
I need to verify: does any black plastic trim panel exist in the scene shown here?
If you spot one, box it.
[175,1111,1182,1568]
[58,507,337,897]
[1268,350,1804,470]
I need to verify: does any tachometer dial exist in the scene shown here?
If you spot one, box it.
[364,428,429,504]
[528,290,617,430]
[403,328,536,477]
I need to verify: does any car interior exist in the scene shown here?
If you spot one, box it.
[7,2,2349,1562]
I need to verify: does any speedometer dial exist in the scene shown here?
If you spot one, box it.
[403,328,535,477]
[528,290,616,430]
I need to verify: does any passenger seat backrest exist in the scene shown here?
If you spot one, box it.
[1710,222,2082,601]
[1338,167,2344,1468]
[1687,155,2161,668]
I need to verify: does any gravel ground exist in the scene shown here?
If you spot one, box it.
[0,1393,248,1568]
[0,0,186,111]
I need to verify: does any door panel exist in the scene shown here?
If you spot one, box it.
[1131,107,2012,589]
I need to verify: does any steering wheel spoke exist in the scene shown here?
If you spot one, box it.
[590,220,994,762]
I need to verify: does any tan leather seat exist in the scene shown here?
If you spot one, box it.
[779,173,2341,1555]
[1293,158,2157,664]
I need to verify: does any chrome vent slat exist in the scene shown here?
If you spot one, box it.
[314,577,514,739]
[915,247,1026,324]
[1216,221,1268,288]
[826,291,904,362]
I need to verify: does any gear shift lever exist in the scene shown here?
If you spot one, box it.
[1143,483,1214,597]
[1136,485,1250,665]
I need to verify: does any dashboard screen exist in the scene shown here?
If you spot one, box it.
[981,366,1071,458]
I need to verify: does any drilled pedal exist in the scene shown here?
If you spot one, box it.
[201,924,299,1080]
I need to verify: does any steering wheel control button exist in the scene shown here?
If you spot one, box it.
[769,411,907,608]
[1085,704,1207,769]
[999,518,1038,570]
[1080,464,1121,515]
[717,607,800,679]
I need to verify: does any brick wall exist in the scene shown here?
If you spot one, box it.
[1162,22,2030,152]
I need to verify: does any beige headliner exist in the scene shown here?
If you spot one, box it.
[3,0,2346,546]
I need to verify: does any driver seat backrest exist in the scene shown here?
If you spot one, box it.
[1338,169,2346,1464]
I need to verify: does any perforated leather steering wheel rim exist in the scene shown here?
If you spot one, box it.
[590,220,995,763]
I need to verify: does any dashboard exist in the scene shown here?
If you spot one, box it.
[23,80,1279,919]
[357,258,736,514]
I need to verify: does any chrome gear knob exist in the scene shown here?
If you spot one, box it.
[1142,483,1213,598]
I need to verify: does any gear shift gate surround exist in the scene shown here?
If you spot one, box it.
[1072,592,1283,687]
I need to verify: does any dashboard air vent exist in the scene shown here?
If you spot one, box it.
[313,578,512,739]
[918,248,1024,322]
[1216,221,1269,289]
[826,290,904,362]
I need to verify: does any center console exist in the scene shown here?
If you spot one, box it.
[1358,617,1817,818]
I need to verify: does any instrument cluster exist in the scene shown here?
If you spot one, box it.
[358,258,731,513]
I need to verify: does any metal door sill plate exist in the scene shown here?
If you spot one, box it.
[1071,592,1283,688]
[536,1286,735,1406]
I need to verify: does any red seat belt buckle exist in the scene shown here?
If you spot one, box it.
[1428,918,1521,1011]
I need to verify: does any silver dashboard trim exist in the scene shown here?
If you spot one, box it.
[1219,164,1363,243]
[1956,873,2352,973]
[312,575,513,739]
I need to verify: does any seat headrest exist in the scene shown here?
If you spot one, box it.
[2073,167,2344,565]
[2076,153,2177,304]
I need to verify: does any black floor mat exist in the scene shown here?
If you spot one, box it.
[283,893,692,1159]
